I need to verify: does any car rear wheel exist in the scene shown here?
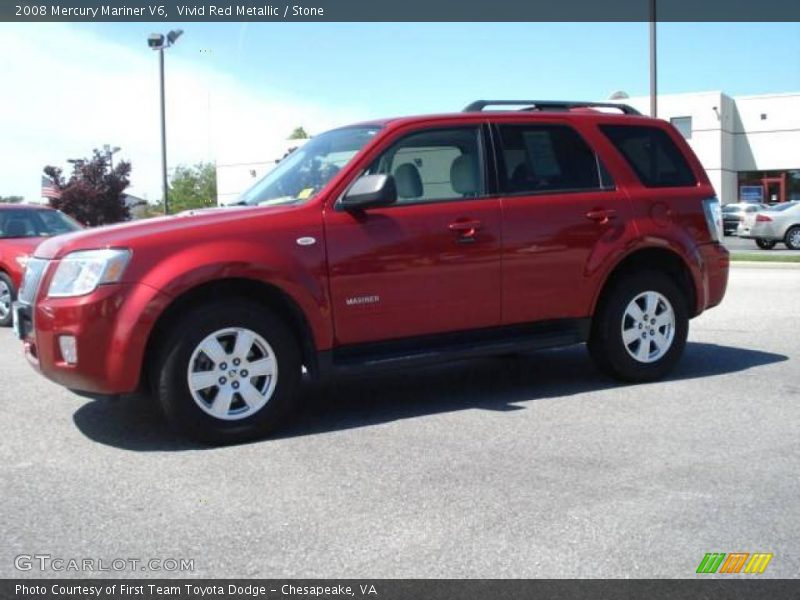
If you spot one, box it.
[785,226,800,250]
[756,239,777,250]
[155,300,301,444]
[0,273,15,327]
[588,272,688,382]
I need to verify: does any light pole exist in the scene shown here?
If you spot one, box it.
[147,29,183,215]
[649,0,657,118]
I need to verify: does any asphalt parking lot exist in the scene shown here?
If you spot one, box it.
[724,234,798,256]
[1,265,798,579]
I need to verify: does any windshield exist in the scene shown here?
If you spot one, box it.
[0,209,81,239]
[237,126,382,207]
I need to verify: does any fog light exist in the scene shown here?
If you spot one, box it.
[58,335,78,364]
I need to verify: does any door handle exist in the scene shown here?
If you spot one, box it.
[586,209,617,224]
[449,220,482,241]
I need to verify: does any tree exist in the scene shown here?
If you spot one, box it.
[44,149,131,226]
[0,195,24,203]
[168,162,217,213]
[288,126,309,140]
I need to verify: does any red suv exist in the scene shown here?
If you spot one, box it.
[14,101,729,443]
[0,204,81,327]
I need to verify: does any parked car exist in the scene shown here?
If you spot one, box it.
[13,100,729,443]
[0,204,81,326]
[723,202,768,236]
[739,201,800,249]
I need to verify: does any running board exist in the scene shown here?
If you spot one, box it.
[316,318,590,378]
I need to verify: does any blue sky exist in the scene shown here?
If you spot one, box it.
[1,22,798,201]
[78,22,800,114]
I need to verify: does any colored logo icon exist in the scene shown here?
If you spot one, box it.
[696,553,773,574]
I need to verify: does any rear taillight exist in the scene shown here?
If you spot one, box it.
[756,214,772,222]
[702,198,723,242]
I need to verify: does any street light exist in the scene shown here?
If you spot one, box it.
[148,28,183,215]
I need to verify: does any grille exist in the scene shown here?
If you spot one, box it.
[17,258,48,305]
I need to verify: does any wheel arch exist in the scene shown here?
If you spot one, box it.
[141,277,318,392]
[784,223,800,247]
[592,246,698,318]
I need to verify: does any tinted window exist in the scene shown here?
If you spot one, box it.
[0,209,80,239]
[496,125,609,194]
[601,125,697,188]
[367,127,484,203]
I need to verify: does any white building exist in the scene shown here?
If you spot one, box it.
[623,91,800,205]
[215,92,800,206]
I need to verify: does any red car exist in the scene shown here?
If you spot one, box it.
[0,204,81,327]
[14,101,729,443]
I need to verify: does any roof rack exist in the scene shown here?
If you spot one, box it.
[462,100,641,115]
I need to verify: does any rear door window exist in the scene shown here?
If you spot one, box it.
[495,124,612,194]
[600,125,697,188]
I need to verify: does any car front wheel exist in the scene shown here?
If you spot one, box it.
[0,273,15,327]
[155,301,301,444]
[588,272,689,382]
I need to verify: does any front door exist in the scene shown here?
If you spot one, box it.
[324,125,502,346]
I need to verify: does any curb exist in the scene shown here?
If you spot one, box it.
[729,260,800,269]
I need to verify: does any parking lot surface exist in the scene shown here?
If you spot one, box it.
[1,265,798,578]
[724,234,798,256]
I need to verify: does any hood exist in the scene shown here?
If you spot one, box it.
[0,236,43,256]
[33,203,300,260]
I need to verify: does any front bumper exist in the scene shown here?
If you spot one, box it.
[17,282,171,395]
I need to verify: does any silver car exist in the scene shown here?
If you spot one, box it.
[740,201,800,250]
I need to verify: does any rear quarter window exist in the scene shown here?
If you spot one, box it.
[600,125,697,188]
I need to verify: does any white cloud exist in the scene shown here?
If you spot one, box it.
[0,24,365,203]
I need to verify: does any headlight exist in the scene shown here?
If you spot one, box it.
[15,255,30,268]
[48,249,132,298]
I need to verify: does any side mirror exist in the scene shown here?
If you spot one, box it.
[339,174,396,211]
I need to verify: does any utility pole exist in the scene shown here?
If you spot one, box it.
[649,0,658,118]
[159,46,169,214]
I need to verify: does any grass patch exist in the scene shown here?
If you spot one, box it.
[730,252,800,263]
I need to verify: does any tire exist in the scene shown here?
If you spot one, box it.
[784,226,800,250]
[155,300,301,444]
[0,272,15,327]
[756,239,777,250]
[588,271,689,382]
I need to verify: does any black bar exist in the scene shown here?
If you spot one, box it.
[2,0,800,22]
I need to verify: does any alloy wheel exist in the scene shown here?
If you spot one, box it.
[0,280,11,321]
[186,327,278,421]
[621,291,676,364]
[788,228,800,250]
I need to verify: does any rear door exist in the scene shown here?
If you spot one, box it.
[492,121,631,324]
[325,124,503,345]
